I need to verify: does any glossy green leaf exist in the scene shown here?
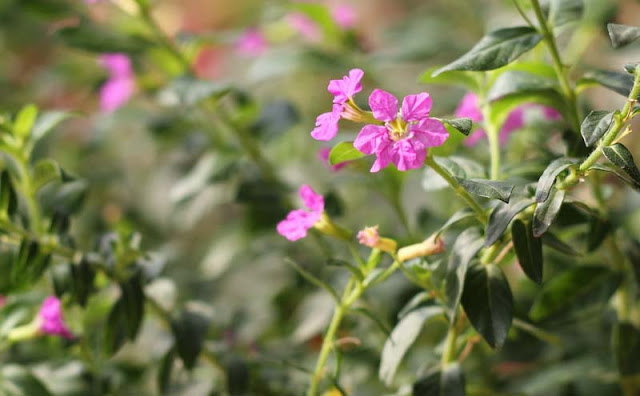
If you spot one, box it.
[487,71,557,102]
[529,266,619,321]
[120,272,145,340]
[419,67,480,90]
[434,156,487,179]
[533,188,565,237]
[379,306,444,386]
[602,143,640,186]
[456,178,514,203]
[485,198,536,247]
[446,228,484,319]
[461,263,513,348]
[328,141,365,165]
[512,220,543,284]
[435,208,476,239]
[13,104,38,139]
[589,163,640,190]
[434,27,543,75]
[607,23,640,48]
[577,70,636,98]
[541,232,579,256]
[580,110,614,147]
[397,291,431,319]
[171,309,210,370]
[613,322,640,376]
[535,158,577,203]
[625,63,640,74]
[548,0,584,27]
[438,117,472,136]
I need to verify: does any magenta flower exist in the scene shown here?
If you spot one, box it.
[357,226,379,247]
[330,4,357,29]
[286,12,321,41]
[318,147,349,171]
[236,28,268,57]
[311,69,364,141]
[98,53,135,113]
[38,296,73,339]
[455,92,561,146]
[277,185,325,241]
[354,89,448,172]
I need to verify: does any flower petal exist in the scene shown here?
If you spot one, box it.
[99,77,135,113]
[299,185,324,212]
[401,93,432,121]
[310,104,342,141]
[354,124,389,155]
[370,141,393,172]
[463,129,487,146]
[276,210,320,241]
[454,92,483,122]
[499,107,525,144]
[391,139,426,171]
[411,118,449,147]
[368,89,398,122]
[327,68,364,104]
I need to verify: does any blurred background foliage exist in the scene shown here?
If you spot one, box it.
[0,0,640,395]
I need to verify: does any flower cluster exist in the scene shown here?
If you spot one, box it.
[311,69,448,172]
[98,53,135,113]
[277,185,325,241]
[455,92,561,146]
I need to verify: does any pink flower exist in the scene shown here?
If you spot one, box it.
[354,89,448,172]
[286,12,321,41]
[98,53,135,113]
[0,295,5,308]
[38,296,73,339]
[311,69,364,141]
[357,226,379,247]
[330,4,357,29]
[318,147,349,171]
[277,185,325,241]
[236,28,268,57]
[455,92,561,146]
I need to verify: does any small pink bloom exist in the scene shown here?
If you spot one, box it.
[286,12,321,41]
[498,107,525,145]
[354,89,448,172]
[311,69,364,141]
[38,296,73,339]
[236,28,268,57]
[330,4,357,29]
[357,226,379,247]
[0,295,5,308]
[98,53,135,113]
[542,106,562,120]
[277,185,325,241]
[454,92,483,123]
[318,148,348,171]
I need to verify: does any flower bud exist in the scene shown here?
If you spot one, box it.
[357,225,397,253]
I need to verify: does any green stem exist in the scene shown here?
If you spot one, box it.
[511,0,534,27]
[425,156,488,224]
[479,90,501,180]
[441,323,458,365]
[530,0,580,132]
[14,157,42,234]
[512,318,561,346]
[140,7,193,74]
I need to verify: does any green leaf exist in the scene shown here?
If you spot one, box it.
[602,143,640,186]
[32,159,62,191]
[589,163,640,190]
[446,228,484,319]
[397,291,431,319]
[535,158,577,203]
[580,110,614,147]
[171,309,210,370]
[120,272,145,340]
[70,257,95,307]
[461,263,513,348]
[287,258,340,303]
[613,322,640,376]
[433,156,487,179]
[11,239,50,290]
[456,178,514,203]
[0,171,18,218]
[56,19,151,54]
[607,23,640,48]
[533,188,566,237]
[433,27,543,75]
[158,77,231,107]
[13,104,38,139]
[512,220,543,284]
[587,216,612,252]
[485,198,536,247]
[577,70,636,98]
[487,71,557,102]
[488,89,567,132]
[541,232,579,256]
[548,0,584,27]
[438,117,472,136]
[412,363,466,396]
[418,67,480,90]
[158,347,175,394]
[529,266,619,321]
[435,208,476,239]
[328,141,365,165]
[32,111,74,142]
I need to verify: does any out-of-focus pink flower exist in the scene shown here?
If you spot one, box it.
[98,53,135,113]
[236,28,268,57]
[455,92,562,146]
[330,4,356,29]
[0,295,5,308]
[277,185,325,241]
[38,296,73,339]
[354,89,448,172]
[357,226,379,247]
[318,147,349,171]
[286,12,321,41]
[311,68,364,141]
